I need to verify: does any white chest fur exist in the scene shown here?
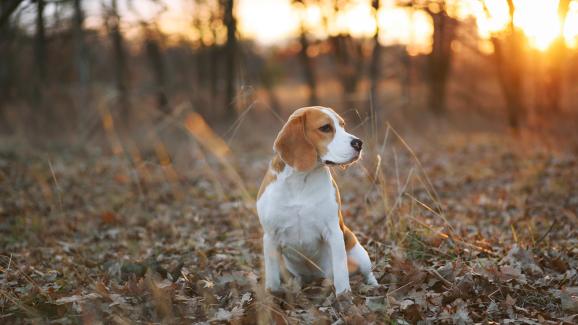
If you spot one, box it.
[257,166,338,246]
[257,165,351,291]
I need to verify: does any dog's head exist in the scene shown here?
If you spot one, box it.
[274,106,362,172]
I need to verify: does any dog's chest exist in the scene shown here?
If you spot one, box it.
[257,168,339,247]
[267,197,334,247]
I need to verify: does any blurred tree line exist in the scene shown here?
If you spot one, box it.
[0,0,577,138]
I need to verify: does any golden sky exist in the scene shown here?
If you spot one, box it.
[86,0,578,53]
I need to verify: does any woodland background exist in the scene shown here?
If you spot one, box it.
[0,0,577,323]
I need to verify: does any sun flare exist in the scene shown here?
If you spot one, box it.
[514,0,561,50]
[473,0,578,51]
[141,0,578,52]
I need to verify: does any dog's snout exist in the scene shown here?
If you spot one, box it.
[351,138,362,152]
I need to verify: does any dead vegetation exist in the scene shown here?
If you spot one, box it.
[0,114,577,324]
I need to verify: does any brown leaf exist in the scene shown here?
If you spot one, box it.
[94,280,110,300]
[100,211,120,225]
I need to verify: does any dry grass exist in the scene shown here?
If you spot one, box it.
[0,107,577,324]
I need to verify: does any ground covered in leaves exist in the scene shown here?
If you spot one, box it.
[1,127,577,324]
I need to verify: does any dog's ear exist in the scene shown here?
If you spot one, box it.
[274,111,317,172]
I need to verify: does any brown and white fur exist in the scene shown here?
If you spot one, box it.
[257,106,378,295]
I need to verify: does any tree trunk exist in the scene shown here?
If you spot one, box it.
[33,0,47,129]
[478,0,525,129]
[542,0,570,114]
[0,0,23,30]
[543,40,565,114]
[369,0,381,132]
[107,0,130,125]
[73,0,88,88]
[223,0,237,118]
[35,0,46,87]
[144,29,169,114]
[426,8,456,115]
[331,35,364,110]
[492,36,525,129]
[72,0,89,122]
[298,25,318,106]
[0,1,21,132]
[491,0,525,130]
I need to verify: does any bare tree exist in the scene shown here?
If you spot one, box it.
[399,1,457,115]
[35,0,47,86]
[483,0,525,129]
[298,24,319,105]
[0,0,23,29]
[191,1,221,118]
[369,0,381,131]
[0,0,23,131]
[541,0,571,114]
[31,0,48,129]
[72,0,89,114]
[330,34,364,110]
[293,0,318,106]
[325,0,365,110]
[143,25,169,114]
[105,0,130,124]
[425,4,457,115]
[223,0,237,117]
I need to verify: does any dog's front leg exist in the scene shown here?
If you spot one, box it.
[263,234,281,292]
[328,229,351,294]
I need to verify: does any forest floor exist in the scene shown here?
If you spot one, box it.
[1,117,577,324]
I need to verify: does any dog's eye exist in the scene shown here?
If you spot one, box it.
[319,124,332,133]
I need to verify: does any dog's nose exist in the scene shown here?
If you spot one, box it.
[351,139,363,152]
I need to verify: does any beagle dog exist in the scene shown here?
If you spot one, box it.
[257,106,378,295]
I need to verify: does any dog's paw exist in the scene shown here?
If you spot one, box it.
[366,273,378,286]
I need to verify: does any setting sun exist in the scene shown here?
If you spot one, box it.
[453,0,578,51]
[464,0,578,51]
[237,0,578,52]
[103,0,578,53]
[514,0,561,50]
[86,0,578,52]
